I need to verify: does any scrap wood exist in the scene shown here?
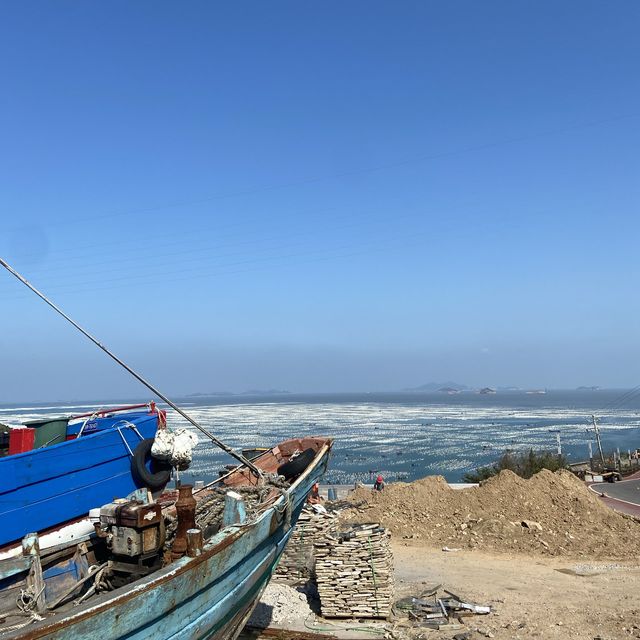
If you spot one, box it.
[441,597,491,615]
[315,523,394,619]
[276,506,336,581]
[249,628,337,640]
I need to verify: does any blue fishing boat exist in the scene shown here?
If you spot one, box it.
[0,258,333,639]
[0,436,333,640]
[0,404,168,548]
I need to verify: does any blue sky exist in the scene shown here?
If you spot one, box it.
[1,2,639,400]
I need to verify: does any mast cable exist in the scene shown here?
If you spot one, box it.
[0,256,262,477]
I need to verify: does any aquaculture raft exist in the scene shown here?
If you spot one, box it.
[315,523,394,619]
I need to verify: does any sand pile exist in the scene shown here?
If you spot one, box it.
[340,469,640,558]
[247,583,313,628]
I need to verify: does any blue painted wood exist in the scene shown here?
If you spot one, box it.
[4,442,332,640]
[222,491,247,527]
[43,555,89,603]
[0,556,31,581]
[0,412,159,547]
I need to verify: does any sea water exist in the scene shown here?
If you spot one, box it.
[2,390,640,483]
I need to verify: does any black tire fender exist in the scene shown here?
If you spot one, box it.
[277,448,316,480]
[131,438,172,490]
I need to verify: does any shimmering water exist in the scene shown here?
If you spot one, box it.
[2,391,640,483]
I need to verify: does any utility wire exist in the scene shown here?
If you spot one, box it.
[7,200,435,274]
[4,111,638,233]
[0,227,439,301]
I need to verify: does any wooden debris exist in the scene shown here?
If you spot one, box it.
[275,506,337,581]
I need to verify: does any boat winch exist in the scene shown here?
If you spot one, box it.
[94,500,165,564]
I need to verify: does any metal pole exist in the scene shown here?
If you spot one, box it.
[591,414,606,467]
[0,257,262,477]
[549,429,561,456]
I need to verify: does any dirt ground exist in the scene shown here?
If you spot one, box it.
[391,541,640,640]
[336,469,640,639]
[342,470,640,559]
[260,471,640,640]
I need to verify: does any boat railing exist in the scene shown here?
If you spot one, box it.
[71,402,157,420]
[73,402,159,438]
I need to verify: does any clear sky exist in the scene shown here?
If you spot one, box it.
[1,2,639,401]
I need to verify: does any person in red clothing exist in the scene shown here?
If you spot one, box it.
[308,482,323,504]
[373,475,385,491]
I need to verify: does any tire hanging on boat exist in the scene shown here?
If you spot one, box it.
[131,438,172,490]
[277,448,316,480]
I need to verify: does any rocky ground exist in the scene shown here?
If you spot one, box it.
[392,542,640,640]
[248,470,640,639]
[247,582,315,628]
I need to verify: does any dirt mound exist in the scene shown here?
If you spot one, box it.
[341,470,640,558]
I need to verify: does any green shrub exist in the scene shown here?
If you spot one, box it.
[463,448,568,483]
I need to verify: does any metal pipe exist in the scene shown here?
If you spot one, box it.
[71,403,152,419]
[0,256,262,477]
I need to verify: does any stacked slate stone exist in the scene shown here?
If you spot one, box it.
[314,523,394,619]
[275,506,337,582]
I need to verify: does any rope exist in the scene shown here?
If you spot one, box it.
[0,614,45,634]
[77,409,102,438]
[165,478,289,545]
[16,585,45,615]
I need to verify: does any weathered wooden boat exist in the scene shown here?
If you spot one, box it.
[0,258,333,639]
[0,436,332,640]
[0,404,168,548]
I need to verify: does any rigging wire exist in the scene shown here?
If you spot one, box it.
[0,256,263,477]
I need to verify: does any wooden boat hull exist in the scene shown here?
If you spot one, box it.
[8,438,332,640]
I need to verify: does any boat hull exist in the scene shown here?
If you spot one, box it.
[0,412,160,548]
[8,440,332,640]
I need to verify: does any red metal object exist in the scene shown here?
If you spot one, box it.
[171,484,197,560]
[8,427,35,454]
[71,403,156,420]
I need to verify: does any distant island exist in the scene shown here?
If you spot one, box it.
[479,387,496,394]
[404,381,468,392]
[240,389,291,396]
[186,391,235,397]
[185,389,290,398]
[576,386,601,391]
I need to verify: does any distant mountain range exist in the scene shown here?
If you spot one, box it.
[185,389,290,398]
[404,383,603,393]
[185,385,604,399]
